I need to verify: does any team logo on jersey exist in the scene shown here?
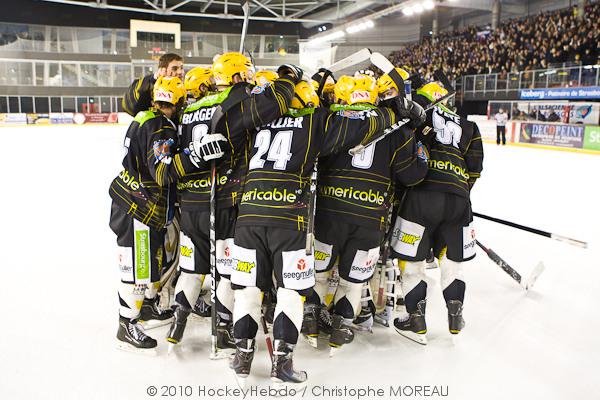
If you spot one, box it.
[180,245,193,258]
[251,84,268,94]
[225,247,231,257]
[337,110,365,120]
[119,169,141,191]
[428,159,470,180]
[235,260,256,273]
[319,185,385,206]
[153,138,174,163]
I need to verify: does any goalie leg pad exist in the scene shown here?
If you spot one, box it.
[273,288,304,345]
[440,258,466,303]
[333,278,363,319]
[118,282,146,319]
[216,277,234,321]
[233,287,262,340]
[174,272,204,310]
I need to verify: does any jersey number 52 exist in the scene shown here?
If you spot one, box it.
[433,112,462,148]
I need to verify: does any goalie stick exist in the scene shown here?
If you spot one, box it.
[476,240,545,290]
[474,212,588,249]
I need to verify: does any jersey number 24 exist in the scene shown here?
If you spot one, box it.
[249,129,293,170]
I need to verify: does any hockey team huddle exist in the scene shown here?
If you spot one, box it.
[109,51,483,387]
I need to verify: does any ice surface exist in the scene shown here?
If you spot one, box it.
[0,125,599,400]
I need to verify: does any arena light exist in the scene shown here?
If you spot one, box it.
[423,0,435,10]
[402,7,414,16]
[345,19,375,34]
[412,4,424,13]
[308,30,345,45]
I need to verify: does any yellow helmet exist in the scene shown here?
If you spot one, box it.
[416,82,449,103]
[254,70,278,86]
[212,52,254,86]
[311,79,335,95]
[334,75,378,105]
[184,67,214,99]
[153,76,186,106]
[290,81,320,109]
[377,67,410,95]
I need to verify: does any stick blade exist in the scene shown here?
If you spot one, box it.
[328,48,372,73]
[523,262,545,290]
[370,52,395,74]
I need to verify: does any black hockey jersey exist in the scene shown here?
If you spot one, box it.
[177,78,296,212]
[316,104,428,231]
[416,105,484,197]
[236,104,398,231]
[109,110,180,230]
[122,74,156,117]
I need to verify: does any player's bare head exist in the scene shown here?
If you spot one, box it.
[377,67,409,100]
[212,52,254,88]
[334,75,377,105]
[158,53,184,79]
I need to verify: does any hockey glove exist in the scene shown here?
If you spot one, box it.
[187,134,228,168]
[383,97,426,129]
[277,64,304,84]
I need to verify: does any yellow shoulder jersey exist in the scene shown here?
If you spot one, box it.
[316,104,428,231]
[417,105,484,197]
[237,103,399,231]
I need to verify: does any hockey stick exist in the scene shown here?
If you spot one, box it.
[476,240,545,290]
[239,1,250,54]
[305,159,318,255]
[261,314,274,359]
[207,106,225,360]
[474,212,587,249]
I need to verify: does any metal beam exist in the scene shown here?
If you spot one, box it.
[201,0,214,12]
[39,0,329,22]
[252,0,280,17]
[169,0,194,12]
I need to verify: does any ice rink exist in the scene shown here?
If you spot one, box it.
[1,123,599,400]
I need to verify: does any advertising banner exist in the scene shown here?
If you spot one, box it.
[583,125,600,151]
[0,113,27,125]
[520,87,600,100]
[27,114,51,124]
[520,122,584,149]
[73,113,119,124]
[49,113,75,124]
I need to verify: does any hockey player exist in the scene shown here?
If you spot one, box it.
[184,67,215,105]
[309,71,428,354]
[109,76,225,353]
[166,52,300,353]
[389,81,484,345]
[122,53,184,117]
[253,70,279,86]
[229,75,421,386]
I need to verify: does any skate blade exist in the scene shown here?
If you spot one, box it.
[116,341,158,355]
[210,348,235,360]
[139,318,174,330]
[329,345,341,357]
[232,373,248,390]
[167,342,178,355]
[523,262,545,290]
[395,328,428,345]
[353,325,373,333]
[271,378,307,395]
[304,335,318,348]
[374,315,390,327]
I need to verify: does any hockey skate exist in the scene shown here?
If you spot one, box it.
[211,319,236,358]
[190,294,211,319]
[394,300,427,345]
[317,305,333,335]
[374,304,394,327]
[353,303,375,332]
[166,307,190,354]
[271,340,308,391]
[139,296,174,330]
[116,316,157,355]
[230,339,255,389]
[329,314,354,356]
[300,304,319,348]
[447,300,465,334]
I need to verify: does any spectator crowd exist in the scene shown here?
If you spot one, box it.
[389,2,599,81]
